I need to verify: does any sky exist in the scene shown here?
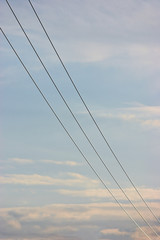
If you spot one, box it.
[0,0,160,239]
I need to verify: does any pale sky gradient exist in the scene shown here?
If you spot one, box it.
[0,0,160,239]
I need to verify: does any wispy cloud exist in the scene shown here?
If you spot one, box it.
[82,103,160,129]
[8,158,82,166]
[0,173,99,188]
[40,159,82,166]
[1,0,160,72]
[10,158,34,164]
[101,228,129,236]
[58,187,160,202]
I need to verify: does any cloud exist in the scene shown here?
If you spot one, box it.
[131,225,160,240]
[40,160,82,166]
[8,158,82,166]
[57,187,160,202]
[10,158,34,164]
[123,104,160,115]
[0,173,99,188]
[101,228,129,236]
[7,219,21,230]
[42,225,77,234]
[0,202,159,240]
[82,103,160,129]
[1,0,160,73]
[141,119,160,128]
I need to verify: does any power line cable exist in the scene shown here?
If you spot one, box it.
[28,0,160,226]
[5,0,160,237]
[0,27,154,240]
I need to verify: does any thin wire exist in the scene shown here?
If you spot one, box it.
[5,0,160,237]
[28,0,160,226]
[0,27,153,240]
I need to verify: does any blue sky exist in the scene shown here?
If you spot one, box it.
[0,0,160,239]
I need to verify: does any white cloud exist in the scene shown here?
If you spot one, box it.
[123,104,160,115]
[0,173,99,188]
[57,187,160,202]
[40,159,82,166]
[8,158,82,166]
[84,103,160,129]
[141,119,160,128]
[101,228,129,236]
[10,158,34,164]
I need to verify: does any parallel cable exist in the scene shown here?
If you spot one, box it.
[5,0,160,237]
[0,27,153,240]
[28,0,160,226]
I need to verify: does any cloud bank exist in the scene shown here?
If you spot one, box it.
[0,202,159,240]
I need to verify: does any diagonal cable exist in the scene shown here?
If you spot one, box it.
[5,0,160,237]
[28,0,160,226]
[0,27,154,240]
